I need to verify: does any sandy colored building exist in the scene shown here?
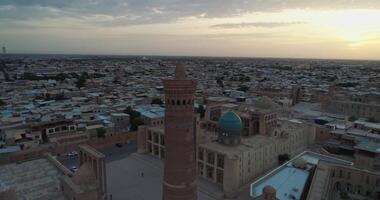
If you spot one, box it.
[138,110,315,198]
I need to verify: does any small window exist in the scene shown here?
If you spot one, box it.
[177,100,180,105]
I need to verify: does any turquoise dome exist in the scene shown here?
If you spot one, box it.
[218,111,243,133]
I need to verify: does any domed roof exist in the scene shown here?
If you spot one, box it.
[218,111,242,133]
[263,185,276,194]
[293,158,307,169]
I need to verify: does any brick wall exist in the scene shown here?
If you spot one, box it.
[7,132,137,163]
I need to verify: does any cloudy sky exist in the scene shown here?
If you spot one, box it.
[1,0,380,60]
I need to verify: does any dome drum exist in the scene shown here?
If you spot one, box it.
[218,111,243,146]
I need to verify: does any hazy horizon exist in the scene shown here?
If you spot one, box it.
[1,1,380,60]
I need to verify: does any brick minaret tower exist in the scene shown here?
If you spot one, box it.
[162,64,198,200]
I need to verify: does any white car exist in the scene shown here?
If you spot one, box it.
[67,151,78,157]
[70,166,78,172]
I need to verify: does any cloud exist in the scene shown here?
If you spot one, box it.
[211,22,307,29]
[0,0,380,27]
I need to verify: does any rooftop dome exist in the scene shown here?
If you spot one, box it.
[218,111,242,134]
[293,158,307,169]
[263,185,276,194]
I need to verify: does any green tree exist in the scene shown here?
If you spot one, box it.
[75,72,88,88]
[237,85,249,92]
[124,106,140,119]
[348,116,358,122]
[278,154,290,164]
[368,117,378,123]
[124,106,144,131]
[96,128,106,138]
[130,118,144,131]
[197,105,206,118]
[340,192,349,200]
[151,98,163,105]
[0,99,5,106]
[216,78,224,88]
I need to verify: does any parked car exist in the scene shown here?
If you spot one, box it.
[67,151,78,157]
[115,143,123,148]
[70,166,78,172]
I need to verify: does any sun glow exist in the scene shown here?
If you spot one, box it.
[312,9,380,45]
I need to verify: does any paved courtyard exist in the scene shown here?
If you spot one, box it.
[0,158,65,200]
[106,153,224,200]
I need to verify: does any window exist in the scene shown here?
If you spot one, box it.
[198,162,204,176]
[198,148,204,161]
[207,151,215,165]
[346,183,352,192]
[217,154,224,168]
[206,166,214,180]
[160,148,165,159]
[160,135,165,146]
[216,169,223,184]
[347,172,351,179]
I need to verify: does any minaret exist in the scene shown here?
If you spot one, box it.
[162,64,197,200]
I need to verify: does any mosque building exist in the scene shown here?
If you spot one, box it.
[137,67,315,198]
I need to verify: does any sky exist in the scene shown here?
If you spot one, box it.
[1,0,380,60]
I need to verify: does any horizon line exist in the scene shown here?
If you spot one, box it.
[1,52,380,62]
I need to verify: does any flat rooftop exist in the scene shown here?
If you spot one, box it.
[250,151,353,200]
[251,165,309,200]
[0,158,65,200]
[135,105,165,119]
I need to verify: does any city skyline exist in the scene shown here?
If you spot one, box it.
[1,1,380,60]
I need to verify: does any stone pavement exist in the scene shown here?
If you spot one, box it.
[106,153,224,200]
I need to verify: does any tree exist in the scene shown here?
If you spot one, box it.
[130,118,144,131]
[368,117,378,123]
[151,98,163,105]
[96,128,106,138]
[75,72,88,89]
[197,105,206,118]
[0,99,5,106]
[340,192,349,200]
[45,93,52,101]
[237,85,249,92]
[216,78,224,88]
[124,106,140,119]
[124,106,144,131]
[278,154,290,164]
[348,116,358,122]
